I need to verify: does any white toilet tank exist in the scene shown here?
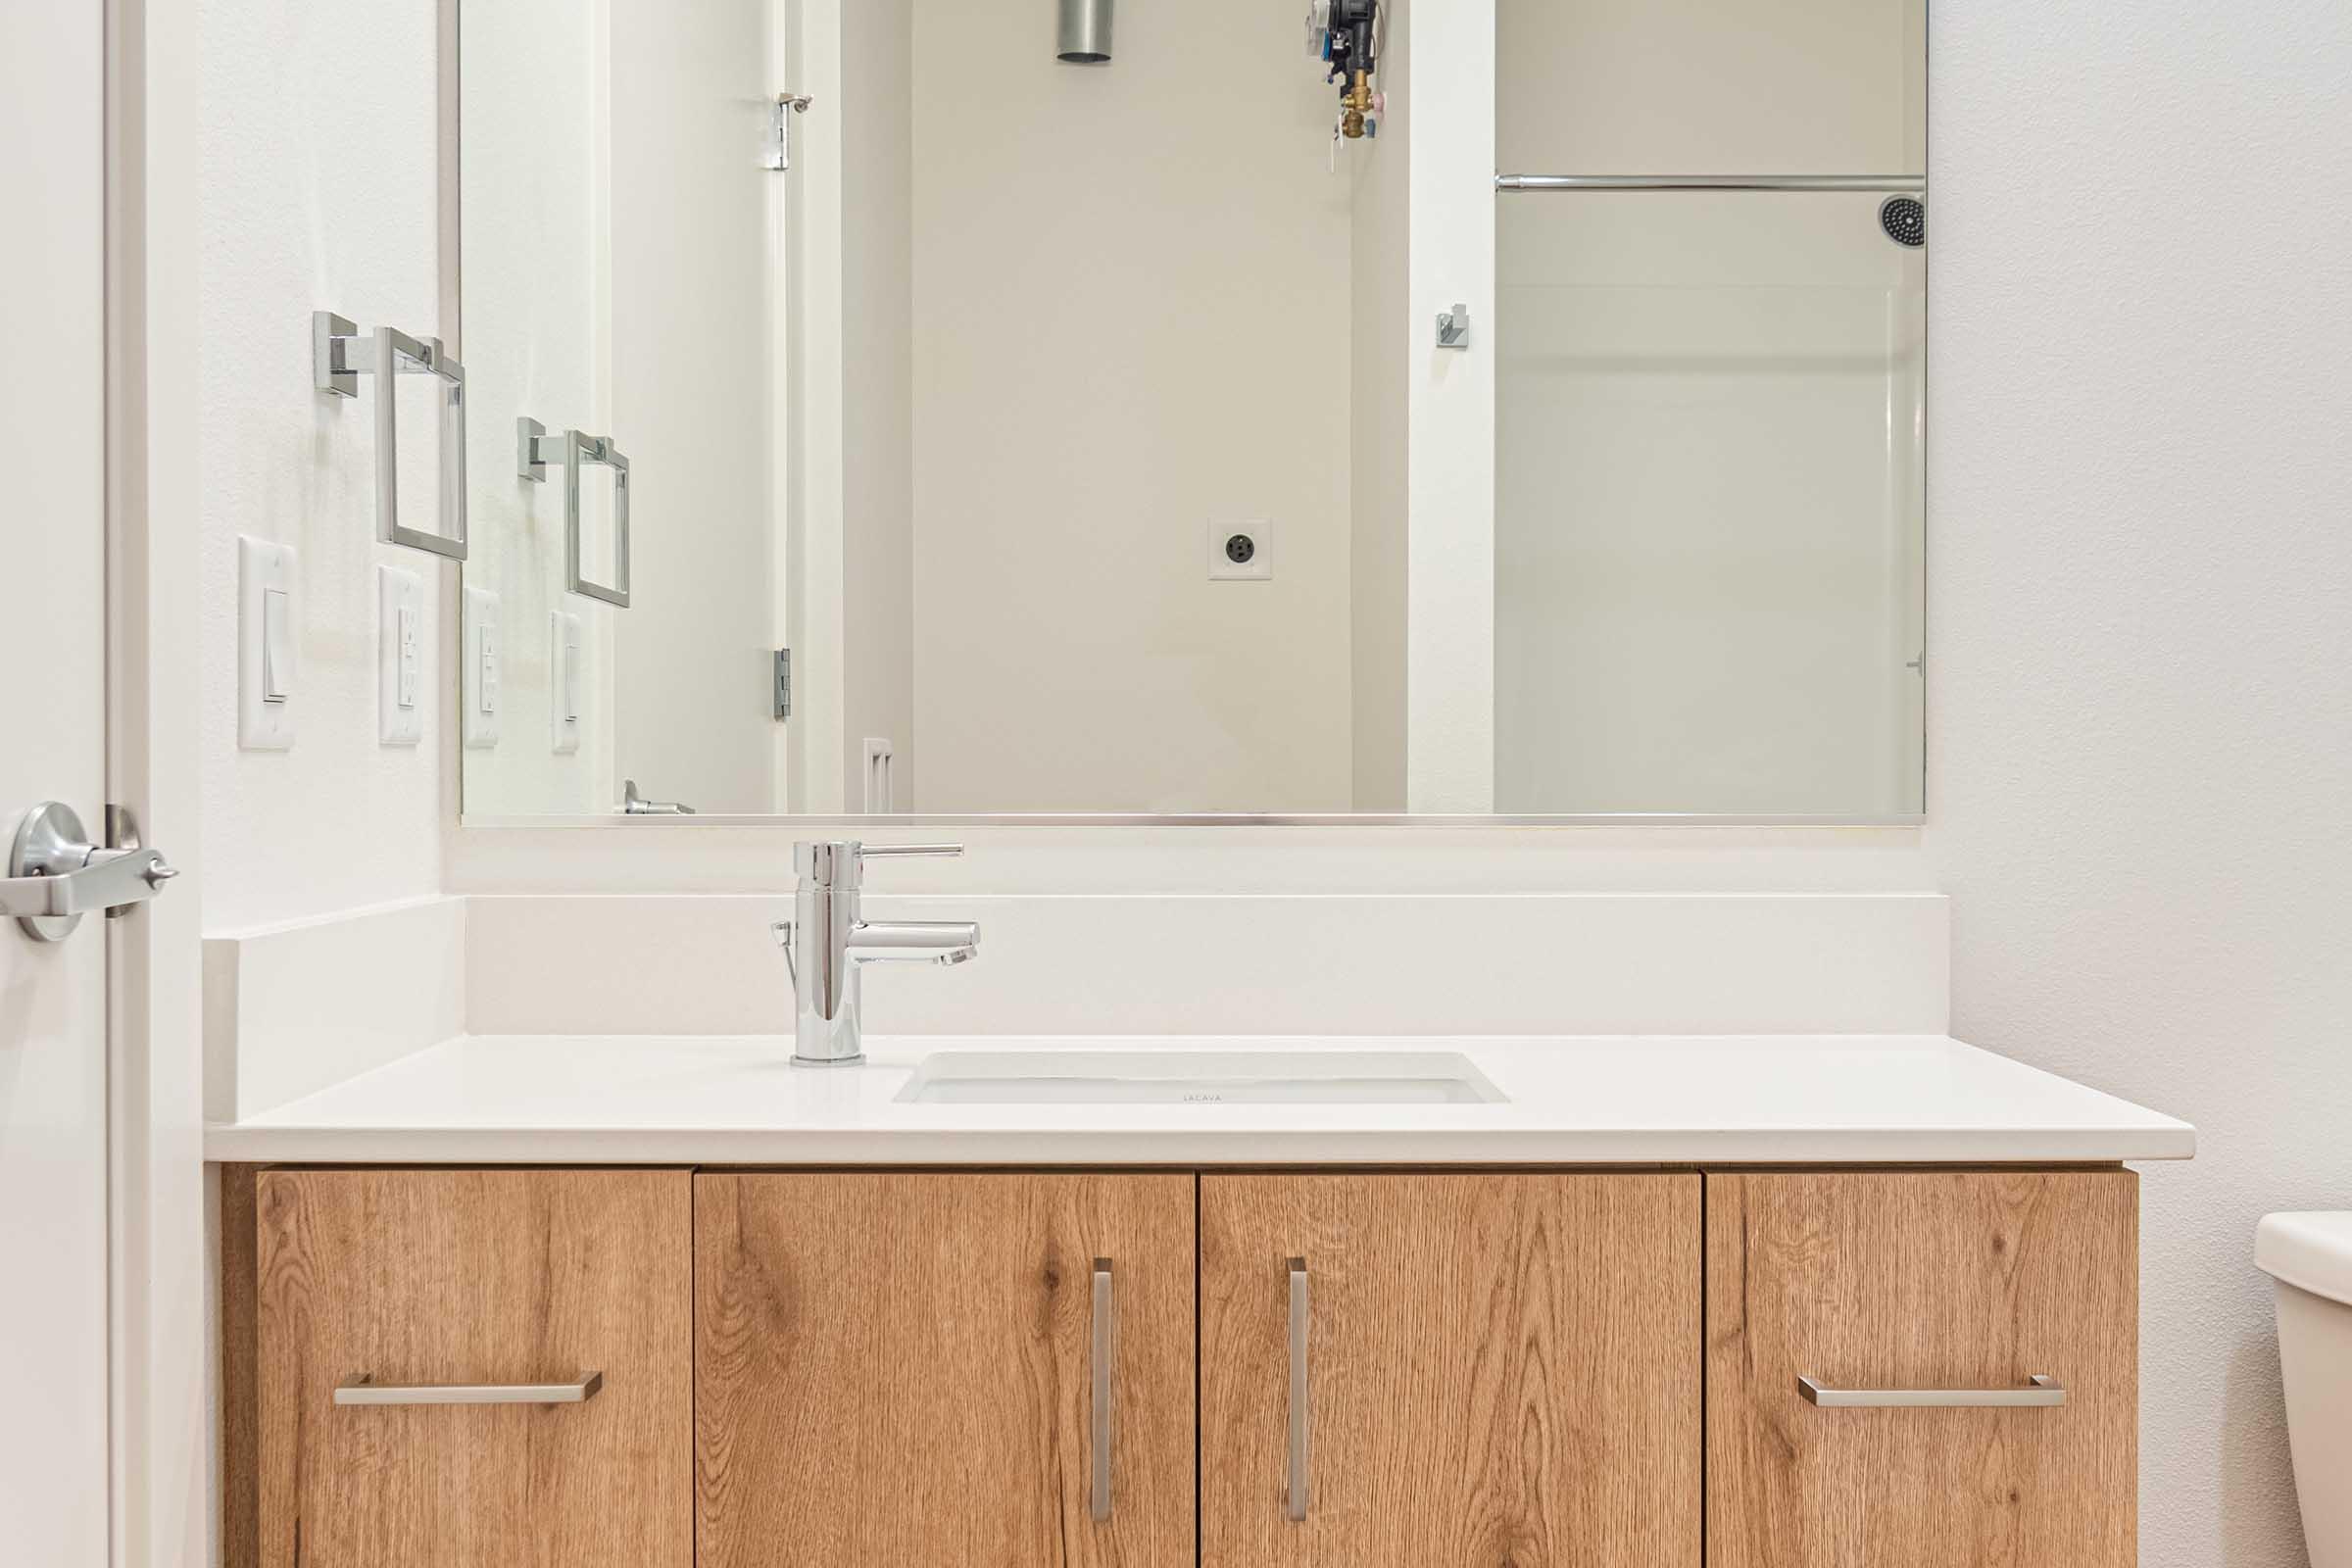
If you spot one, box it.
[2259,1211,2352,1568]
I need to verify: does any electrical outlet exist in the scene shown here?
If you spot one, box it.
[376,565,423,746]
[550,610,583,755]
[463,587,502,749]
[1207,519,1274,581]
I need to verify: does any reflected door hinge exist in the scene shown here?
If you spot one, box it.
[773,648,792,720]
[765,93,813,172]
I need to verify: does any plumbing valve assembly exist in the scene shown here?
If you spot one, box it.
[1307,0,1385,140]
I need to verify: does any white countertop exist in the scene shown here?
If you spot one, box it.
[203,1034,2195,1165]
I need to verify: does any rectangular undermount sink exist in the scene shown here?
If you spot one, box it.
[895,1050,1507,1105]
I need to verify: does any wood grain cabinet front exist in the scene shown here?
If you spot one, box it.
[693,1171,1198,1568]
[1705,1170,2138,1568]
[250,1168,694,1568]
[229,1165,2141,1567]
[1200,1173,1704,1568]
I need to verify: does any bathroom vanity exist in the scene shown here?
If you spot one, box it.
[214,1036,2186,1567]
[196,0,2179,1562]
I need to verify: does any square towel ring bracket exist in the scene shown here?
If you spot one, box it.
[518,417,632,609]
[312,311,469,562]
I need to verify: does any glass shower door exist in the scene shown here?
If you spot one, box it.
[1495,192,1925,814]
[1493,0,1928,816]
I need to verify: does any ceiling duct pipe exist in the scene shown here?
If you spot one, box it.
[1056,0,1112,63]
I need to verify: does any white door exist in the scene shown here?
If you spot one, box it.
[0,4,114,1562]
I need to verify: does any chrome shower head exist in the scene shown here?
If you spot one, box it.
[1881,195,1926,248]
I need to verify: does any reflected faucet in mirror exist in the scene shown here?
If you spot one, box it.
[771,841,979,1067]
[620,780,695,815]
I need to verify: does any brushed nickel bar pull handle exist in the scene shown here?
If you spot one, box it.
[1798,1374,2066,1408]
[1091,1258,1114,1522]
[334,1371,604,1406]
[1286,1256,1309,1522]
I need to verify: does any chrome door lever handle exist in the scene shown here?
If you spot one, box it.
[5,802,179,942]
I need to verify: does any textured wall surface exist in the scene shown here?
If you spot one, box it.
[196,0,445,929]
[1929,2,2352,1563]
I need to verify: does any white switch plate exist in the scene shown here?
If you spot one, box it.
[375,565,423,746]
[463,586,502,749]
[237,535,297,750]
[1207,519,1274,581]
[550,610,582,755]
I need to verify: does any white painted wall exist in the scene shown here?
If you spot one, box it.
[1929,2,2352,1564]
[197,0,447,929]
[782,0,851,814]
[840,0,917,810]
[463,0,779,818]
[1403,0,1494,811]
[458,0,616,817]
[908,0,1357,813]
[608,0,779,813]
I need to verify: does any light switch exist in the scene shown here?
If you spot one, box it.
[550,610,582,755]
[376,564,423,747]
[262,590,292,701]
[463,587,501,749]
[237,535,297,750]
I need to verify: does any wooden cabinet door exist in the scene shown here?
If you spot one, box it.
[254,1169,693,1568]
[695,1173,1196,1567]
[1706,1171,2137,1568]
[1200,1174,1701,1568]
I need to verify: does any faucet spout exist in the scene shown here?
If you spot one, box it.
[849,920,980,964]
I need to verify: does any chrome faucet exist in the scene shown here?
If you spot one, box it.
[771,841,979,1066]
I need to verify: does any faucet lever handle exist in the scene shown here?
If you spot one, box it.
[857,843,963,858]
[769,920,796,987]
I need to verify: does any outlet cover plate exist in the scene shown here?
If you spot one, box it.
[463,586,501,749]
[376,564,424,746]
[550,610,582,755]
[1207,519,1274,581]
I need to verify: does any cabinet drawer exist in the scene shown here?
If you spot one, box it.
[253,1169,692,1568]
[1706,1171,2136,1568]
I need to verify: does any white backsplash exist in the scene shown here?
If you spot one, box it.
[207,891,1947,1119]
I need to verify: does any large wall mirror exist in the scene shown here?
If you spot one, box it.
[455,0,1925,820]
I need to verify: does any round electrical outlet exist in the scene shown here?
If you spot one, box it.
[1207,519,1274,580]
